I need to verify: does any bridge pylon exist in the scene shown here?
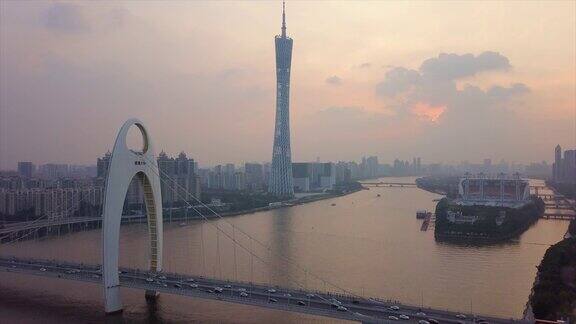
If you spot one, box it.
[102,119,163,314]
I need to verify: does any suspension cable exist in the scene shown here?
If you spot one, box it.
[140,157,347,306]
[141,154,364,300]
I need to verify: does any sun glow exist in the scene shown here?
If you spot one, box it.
[411,102,446,122]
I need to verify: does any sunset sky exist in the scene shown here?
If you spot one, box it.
[1,1,574,169]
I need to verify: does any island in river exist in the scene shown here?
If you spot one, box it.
[434,196,544,244]
[417,175,545,244]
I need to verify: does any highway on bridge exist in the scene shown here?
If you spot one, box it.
[0,257,522,324]
[0,215,146,236]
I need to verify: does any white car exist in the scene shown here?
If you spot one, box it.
[416,312,427,316]
[240,292,249,297]
[238,288,247,292]
[418,320,430,324]
[214,287,224,293]
[267,288,277,293]
[389,305,400,311]
[336,306,348,312]
[189,283,199,288]
[388,316,399,321]
[456,314,467,319]
[399,314,410,320]
[40,268,47,272]
[284,293,292,297]
[159,275,167,280]
[146,278,154,282]
[185,278,195,282]
[224,284,232,288]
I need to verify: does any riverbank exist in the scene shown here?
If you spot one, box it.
[415,176,460,198]
[162,186,364,222]
[524,220,576,322]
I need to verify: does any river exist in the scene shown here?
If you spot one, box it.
[0,177,568,323]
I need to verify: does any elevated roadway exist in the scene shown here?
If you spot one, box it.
[0,257,524,324]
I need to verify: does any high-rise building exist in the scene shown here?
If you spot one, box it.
[17,162,34,178]
[38,163,70,179]
[563,149,575,184]
[157,152,201,204]
[553,144,562,182]
[292,162,335,192]
[245,163,264,190]
[269,2,294,198]
[483,158,492,172]
[97,151,112,178]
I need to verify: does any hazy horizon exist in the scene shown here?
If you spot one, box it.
[1,1,575,169]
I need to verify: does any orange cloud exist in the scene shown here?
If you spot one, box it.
[411,102,446,122]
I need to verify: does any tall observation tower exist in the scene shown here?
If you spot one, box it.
[269,1,294,198]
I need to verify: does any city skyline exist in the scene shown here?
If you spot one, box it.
[1,1,575,169]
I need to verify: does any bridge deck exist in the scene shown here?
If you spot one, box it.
[0,257,522,324]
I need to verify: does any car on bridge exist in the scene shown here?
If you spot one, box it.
[329,298,342,307]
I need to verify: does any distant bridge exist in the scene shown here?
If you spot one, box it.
[0,215,145,242]
[542,213,576,220]
[362,182,417,188]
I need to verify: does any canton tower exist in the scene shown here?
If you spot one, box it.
[269,1,294,197]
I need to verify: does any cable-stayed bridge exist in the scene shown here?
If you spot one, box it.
[1,120,525,324]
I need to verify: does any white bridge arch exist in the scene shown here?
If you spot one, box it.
[102,119,163,314]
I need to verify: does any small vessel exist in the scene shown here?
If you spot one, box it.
[416,210,428,219]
